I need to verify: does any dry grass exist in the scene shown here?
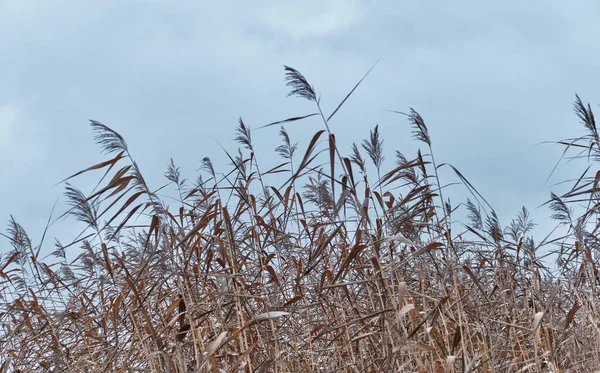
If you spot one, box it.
[1,66,600,373]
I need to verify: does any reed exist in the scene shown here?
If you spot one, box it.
[1,66,599,372]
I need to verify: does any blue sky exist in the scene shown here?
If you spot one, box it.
[1,1,599,254]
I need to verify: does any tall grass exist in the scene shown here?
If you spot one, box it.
[1,66,599,372]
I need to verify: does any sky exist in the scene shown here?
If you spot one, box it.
[1,0,599,259]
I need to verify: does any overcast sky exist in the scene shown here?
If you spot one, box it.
[1,1,599,256]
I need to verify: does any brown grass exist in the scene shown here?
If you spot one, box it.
[1,66,600,372]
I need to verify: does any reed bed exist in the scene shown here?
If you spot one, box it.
[1,66,600,372]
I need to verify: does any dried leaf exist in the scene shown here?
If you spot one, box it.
[255,311,290,322]
[399,304,415,318]
[204,331,228,356]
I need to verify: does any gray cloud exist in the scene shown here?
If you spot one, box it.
[1,0,598,253]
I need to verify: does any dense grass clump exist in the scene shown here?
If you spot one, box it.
[1,66,600,372]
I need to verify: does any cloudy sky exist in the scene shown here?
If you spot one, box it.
[1,1,599,256]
